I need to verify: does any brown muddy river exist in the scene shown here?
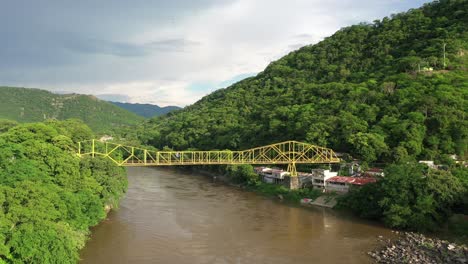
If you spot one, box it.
[80,167,394,264]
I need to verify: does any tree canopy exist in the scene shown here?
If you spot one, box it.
[338,163,466,232]
[0,120,127,263]
[135,0,467,166]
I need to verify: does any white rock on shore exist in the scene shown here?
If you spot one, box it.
[370,232,468,264]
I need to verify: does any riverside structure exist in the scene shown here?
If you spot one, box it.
[77,140,340,189]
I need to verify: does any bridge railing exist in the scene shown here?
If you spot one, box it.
[77,140,340,176]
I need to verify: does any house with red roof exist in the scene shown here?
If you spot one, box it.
[325,176,377,193]
[362,168,384,177]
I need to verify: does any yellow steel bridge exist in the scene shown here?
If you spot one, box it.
[77,140,340,177]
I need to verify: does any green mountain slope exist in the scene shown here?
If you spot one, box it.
[142,0,467,164]
[0,87,144,133]
[110,102,181,118]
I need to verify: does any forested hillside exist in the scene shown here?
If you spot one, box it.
[110,102,180,118]
[141,0,467,164]
[0,87,144,133]
[0,119,127,263]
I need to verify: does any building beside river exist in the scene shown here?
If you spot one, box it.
[362,168,385,177]
[254,167,377,193]
[254,167,290,184]
[325,176,377,193]
[310,169,337,190]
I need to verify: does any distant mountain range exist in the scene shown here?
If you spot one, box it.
[0,87,144,133]
[109,102,181,118]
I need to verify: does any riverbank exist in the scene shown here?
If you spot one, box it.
[190,166,468,255]
[370,231,468,263]
[301,195,338,208]
[191,166,323,203]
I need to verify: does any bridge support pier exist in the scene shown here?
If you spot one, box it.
[287,163,299,190]
[289,176,300,190]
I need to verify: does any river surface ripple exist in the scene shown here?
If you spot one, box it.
[80,167,394,264]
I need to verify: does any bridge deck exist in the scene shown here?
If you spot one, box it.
[77,140,340,176]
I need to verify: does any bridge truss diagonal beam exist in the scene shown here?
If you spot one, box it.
[77,140,340,176]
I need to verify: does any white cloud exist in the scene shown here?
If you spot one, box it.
[63,80,209,106]
[0,0,431,106]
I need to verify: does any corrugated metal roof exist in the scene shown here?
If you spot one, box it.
[326,176,376,185]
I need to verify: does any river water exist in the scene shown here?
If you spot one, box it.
[80,167,394,264]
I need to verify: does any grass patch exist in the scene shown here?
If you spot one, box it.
[248,182,321,203]
[446,214,468,245]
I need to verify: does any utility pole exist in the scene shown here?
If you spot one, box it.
[443,42,446,69]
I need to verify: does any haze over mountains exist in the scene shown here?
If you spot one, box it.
[109,102,181,118]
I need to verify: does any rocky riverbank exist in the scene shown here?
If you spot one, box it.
[369,231,468,263]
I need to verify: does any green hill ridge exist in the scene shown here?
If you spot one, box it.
[109,101,181,118]
[140,0,467,164]
[0,87,144,133]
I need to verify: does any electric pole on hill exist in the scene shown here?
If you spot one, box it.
[443,42,446,69]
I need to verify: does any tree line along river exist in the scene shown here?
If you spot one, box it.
[80,167,395,264]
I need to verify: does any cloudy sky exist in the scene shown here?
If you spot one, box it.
[1,0,430,106]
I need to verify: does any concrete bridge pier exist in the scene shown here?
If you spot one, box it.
[289,176,300,190]
[287,163,300,190]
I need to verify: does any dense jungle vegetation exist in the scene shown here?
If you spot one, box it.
[339,163,467,237]
[0,119,128,263]
[0,1,466,261]
[0,87,144,133]
[137,0,467,166]
[126,0,468,233]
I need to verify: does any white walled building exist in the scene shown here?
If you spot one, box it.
[418,160,436,169]
[311,169,338,190]
[254,167,289,184]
